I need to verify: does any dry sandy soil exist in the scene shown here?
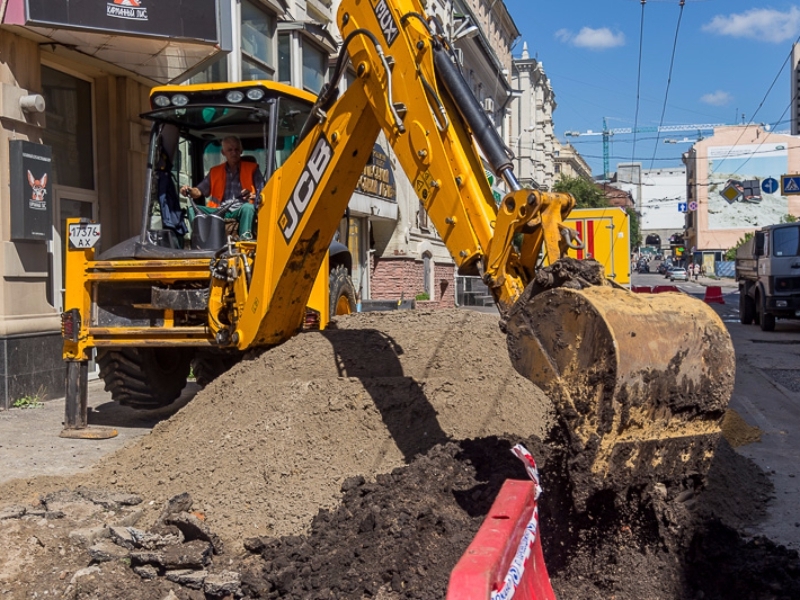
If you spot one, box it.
[0,308,798,599]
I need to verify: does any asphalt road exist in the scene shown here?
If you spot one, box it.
[633,269,800,549]
[2,276,799,550]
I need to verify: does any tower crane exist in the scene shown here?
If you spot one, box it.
[564,117,725,180]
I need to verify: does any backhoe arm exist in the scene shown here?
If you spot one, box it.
[227,0,576,349]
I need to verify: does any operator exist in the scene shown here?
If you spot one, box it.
[180,136,263,241]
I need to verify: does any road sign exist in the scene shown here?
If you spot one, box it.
[721,182,743,204]
[762,177,779,194]
[68,222,101,249]
[688,201,698,211]
[677,202,687,212]
[781,175,800,195]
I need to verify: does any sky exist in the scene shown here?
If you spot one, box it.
[502,0,799,178]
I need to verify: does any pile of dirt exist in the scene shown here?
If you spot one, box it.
[1,308,798,599]
[721,408,763,447]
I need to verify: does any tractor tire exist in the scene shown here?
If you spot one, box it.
[740,293,755,325]
[191,351,241,388]
[97,347,192,409]
[329,264,357,317]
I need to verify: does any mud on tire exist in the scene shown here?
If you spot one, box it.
[98,347,192,409]
[329,264,357,316]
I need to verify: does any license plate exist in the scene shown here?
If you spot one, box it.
[68,223,101,249]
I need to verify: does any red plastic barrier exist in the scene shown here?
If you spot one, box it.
[704,285,725,304]
[652,285,681,294]
[631,286,652,293]
[446,480,555,600]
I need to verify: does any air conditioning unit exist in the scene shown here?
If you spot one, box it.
[482,97,495,113]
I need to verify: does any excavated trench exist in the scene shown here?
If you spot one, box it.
[0,308,798,599]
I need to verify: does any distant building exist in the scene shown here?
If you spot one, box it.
[684,125,800,268]
[614,165,687,253]
[596,183,634,209]
[511,42,556,188]
[554,140,592,182]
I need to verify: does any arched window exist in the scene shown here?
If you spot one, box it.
[422,252,433,299]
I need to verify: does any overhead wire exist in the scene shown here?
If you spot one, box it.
[648,0,686,170]
[629,0,647,168]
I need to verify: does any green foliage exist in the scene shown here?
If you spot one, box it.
[724,231,754,261]
[12,394,43,409]
[415,292,430,301]
[626,208,642,248]
[553,176,607,208]
[780,214,798,223]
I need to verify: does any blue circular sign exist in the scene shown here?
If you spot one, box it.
[762,177,779,194]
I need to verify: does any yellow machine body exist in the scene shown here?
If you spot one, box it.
[61,0,734,496]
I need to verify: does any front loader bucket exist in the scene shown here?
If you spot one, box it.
[505,283,735,504]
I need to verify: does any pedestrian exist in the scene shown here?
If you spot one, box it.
[693,263,700,281]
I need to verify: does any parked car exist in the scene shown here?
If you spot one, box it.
[670,268,689,282]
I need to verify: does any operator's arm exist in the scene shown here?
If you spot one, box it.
[181,173,210,202]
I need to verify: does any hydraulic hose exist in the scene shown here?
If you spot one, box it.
[431,42,513,178]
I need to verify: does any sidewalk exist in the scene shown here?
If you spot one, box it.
[0,378,199,486]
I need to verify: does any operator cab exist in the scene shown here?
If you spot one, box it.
[137,81,315,254]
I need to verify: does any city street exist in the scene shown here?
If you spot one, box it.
[2,272,799,551]
[632,267,800,549]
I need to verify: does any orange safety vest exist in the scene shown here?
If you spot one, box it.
[207,161,257,208]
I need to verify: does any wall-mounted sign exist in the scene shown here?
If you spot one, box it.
[357,144,396,201]
[19,0,219,42]
[10,140,53,242]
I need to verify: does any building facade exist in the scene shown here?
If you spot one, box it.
[0,0,334,408]
[510,42,556,189]
[684,125,800,268]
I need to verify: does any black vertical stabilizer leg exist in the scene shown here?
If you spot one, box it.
[60,360,118,439]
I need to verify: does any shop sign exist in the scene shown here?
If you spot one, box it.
[9,140,53,242]
[22,0,219,42]
[357,144,396,201]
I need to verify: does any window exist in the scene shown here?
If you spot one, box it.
[302,42,326,93]
[773,227,800,257]
[418,200,429,231]
[241,0,275,80]
[188,55,228,85]
[278,34,291,83]
[41,66,94,190]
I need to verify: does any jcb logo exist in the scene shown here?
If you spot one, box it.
[279,136,333,243]
[372,0,399,46]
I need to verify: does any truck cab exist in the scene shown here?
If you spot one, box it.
[736,222,800,330]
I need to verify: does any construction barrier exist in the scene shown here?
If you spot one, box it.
[704,286,725,304]
[631,286,652,293]
[446,478,555,600]
[652,285,681,294]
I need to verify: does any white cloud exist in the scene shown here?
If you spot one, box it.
[555,27,625,50]
[700,91,733,106]
[702,7,800,43]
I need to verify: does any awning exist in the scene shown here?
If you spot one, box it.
[1,0,232,84]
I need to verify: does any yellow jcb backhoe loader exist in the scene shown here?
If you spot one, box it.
[61,0,734,500]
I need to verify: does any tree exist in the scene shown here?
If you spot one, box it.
[626,208,642,248]
[553,176,606,208]
[780,214,798,223]
[724,232,754,261]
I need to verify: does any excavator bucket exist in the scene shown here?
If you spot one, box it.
[503,260,735,505]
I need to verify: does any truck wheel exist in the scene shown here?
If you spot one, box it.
[740,293,755,325]
[191,351,241,388]
[756,295,776,332]
[759,307,776,332]
[97,347,192,409]
[329,264,357,316]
